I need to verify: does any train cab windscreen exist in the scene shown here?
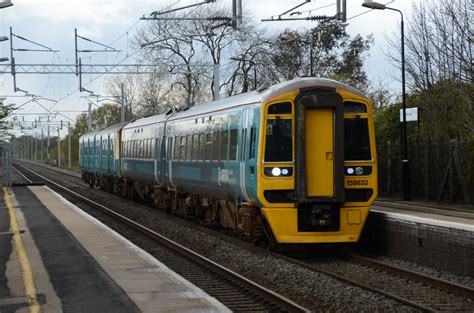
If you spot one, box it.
[344,118,371,161]
[264,118,293,162]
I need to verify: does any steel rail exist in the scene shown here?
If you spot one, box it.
[14,162,309,313]
[15,160,474,311]
[350,254,474,299]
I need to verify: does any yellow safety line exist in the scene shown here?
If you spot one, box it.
[3,187,41,313]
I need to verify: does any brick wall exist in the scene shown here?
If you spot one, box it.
[360,212,474,277]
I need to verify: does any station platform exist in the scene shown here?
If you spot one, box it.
[362,199,474,277]
[371,200,474,232]
[0,185,229,313]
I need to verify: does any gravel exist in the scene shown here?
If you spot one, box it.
[372,255,474,289]
[20,161,464,311]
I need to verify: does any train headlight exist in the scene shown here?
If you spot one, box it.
[355,167,364,175]
[347,168,354,175]
[272,167,282,176]
[264,167,293,177]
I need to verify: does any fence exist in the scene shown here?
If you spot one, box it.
[0,143,12,187]
[377,140,473,204]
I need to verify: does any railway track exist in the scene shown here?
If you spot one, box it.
[14,162,309,313]
[14,160,474,312]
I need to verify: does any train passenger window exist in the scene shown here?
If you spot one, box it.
[267,102,292,114]
[229,129,238,161]
[192,134,199,160]
[167,137,173,160]
[148,139,152,158]
[174,136,180,159]
[344,101,367,113]
[178,136,185,160]
[198,133,205,160]
[150,139,153,158]
[213,131,220,161]
[344,118,371,160]
[205,133,213,160]
[249,127,256,159]
[264,119,293,162]
[186,135,192,160]
[220,130,229,161]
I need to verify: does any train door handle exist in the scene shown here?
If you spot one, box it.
[326,152,333,161]
[249,166,255,174]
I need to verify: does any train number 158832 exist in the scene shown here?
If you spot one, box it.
[347,179,369,186]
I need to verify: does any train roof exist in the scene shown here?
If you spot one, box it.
[80,122,128,141]
[167,77,368,122]
[122,113,168,130]
[96,122,128,136]
[120,77,369,130]
[79,129,100,141]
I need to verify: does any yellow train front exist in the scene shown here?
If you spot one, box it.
[254,78,377,244]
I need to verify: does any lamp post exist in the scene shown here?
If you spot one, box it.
[362,0,410,200]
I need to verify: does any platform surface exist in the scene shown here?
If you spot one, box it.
[371,203,474,232]
[1,185,230,313]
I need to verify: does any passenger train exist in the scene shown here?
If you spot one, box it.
[80,77,378,247]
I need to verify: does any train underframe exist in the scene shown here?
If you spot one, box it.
[82,171,276,247]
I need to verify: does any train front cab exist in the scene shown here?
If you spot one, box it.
[258,86,377,244]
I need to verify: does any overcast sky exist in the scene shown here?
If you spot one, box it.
[0,0,414,136]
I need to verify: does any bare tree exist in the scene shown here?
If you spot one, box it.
[387,0,473,90]
[104,74,141,121]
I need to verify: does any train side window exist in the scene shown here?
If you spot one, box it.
[186,134,192,160]
[168,137,173,160]
[144,140,147,159]
[205,133,213,160]
[174,136,180,160]
[213,131,220,161]
[180,136,186,160]
[192,134,199,160]
[147,139,151,159]
[229,129,238,161]
[198,133,205,160]
[249,127,256,159]
[220,129,229,161]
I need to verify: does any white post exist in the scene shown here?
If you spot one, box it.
[41,128,44,163]
[213,63,220,100]
[57,127,61,167]
[121,83,125,123]
[88,102,92,131]
[68,122,71,168]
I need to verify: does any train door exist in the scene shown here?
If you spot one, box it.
[294,91,345,204]
[244,107,257,200]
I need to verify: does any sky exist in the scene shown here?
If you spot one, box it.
[0,0,415,138]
